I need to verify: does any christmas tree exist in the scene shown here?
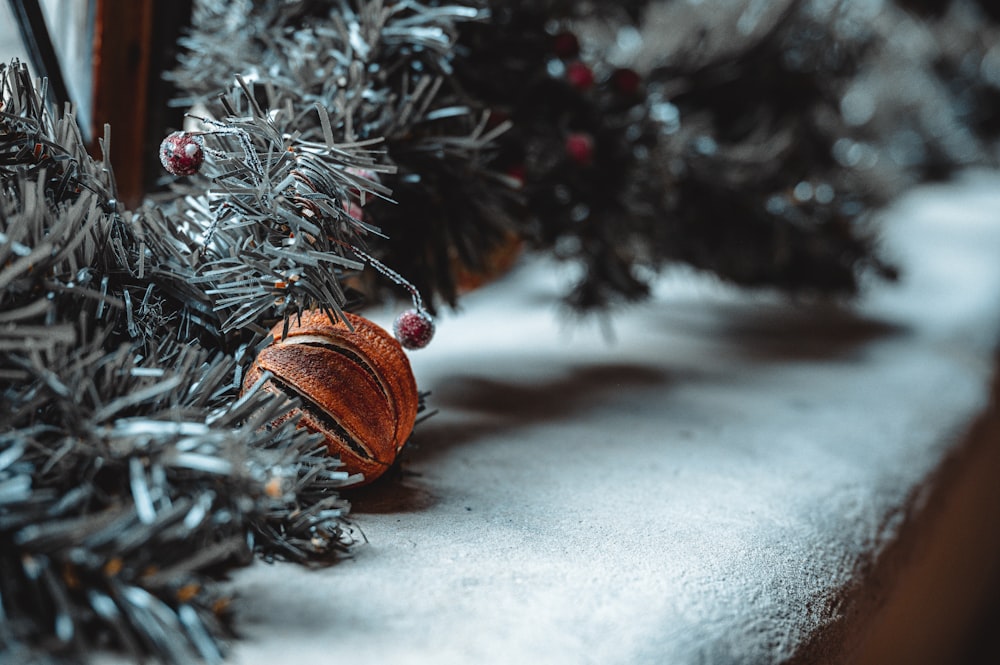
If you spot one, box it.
[3,0,999,662]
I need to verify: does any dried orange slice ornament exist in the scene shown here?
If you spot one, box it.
[243,311,419,487]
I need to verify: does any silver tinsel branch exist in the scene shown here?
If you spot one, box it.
[176,78,396,335]
[1,59,364,664]
[169,0,521,310]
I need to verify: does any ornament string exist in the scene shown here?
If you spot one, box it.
[348,244,427,316]
[342,243,435,349]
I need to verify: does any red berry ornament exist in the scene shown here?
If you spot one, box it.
[505,164,526,189]
[552,31,580,58]
[566,61,595,90]
[393,309,435,350]
[159,131,204,176]
[565,132,595,165]
[611,68,642,96]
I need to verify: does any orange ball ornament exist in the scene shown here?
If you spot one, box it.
[243,310,419,487]
[452,230,524,295]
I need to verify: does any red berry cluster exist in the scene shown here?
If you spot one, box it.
[552,31,642,96]
[550,31,643,166]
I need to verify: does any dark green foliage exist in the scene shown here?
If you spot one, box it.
[643,1,896,293]
[1,60,359,664]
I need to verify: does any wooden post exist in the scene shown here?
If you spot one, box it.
[89,0,154,208]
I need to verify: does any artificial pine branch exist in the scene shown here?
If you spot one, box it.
[178,79,393,336]
[452,0,674,309]
[170,0,520,311]
[642,0,898,293]
[168,0,1000,312]
[1,336,353,663]
[1,59,364,663]
[822,0,1000,186]
[895,0,1000,20]
[922,2,1000,161]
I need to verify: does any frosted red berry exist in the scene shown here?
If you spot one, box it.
[505,164,526,188]
[565,132,595,165]
[566,61,595,90]
[393,309,435,350]
[552,32,580,58]
[611,68,642,96]
[159,132,203,176]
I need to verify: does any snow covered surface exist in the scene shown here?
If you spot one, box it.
[210,175,1000,663]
